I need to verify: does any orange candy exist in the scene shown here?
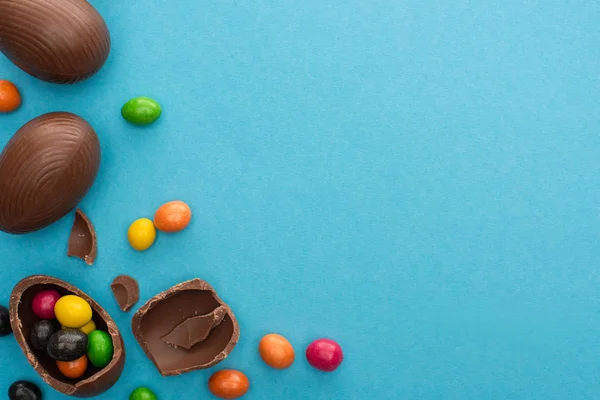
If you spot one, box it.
[259,333,295,369]
[56,355,88,379]
[0,80,21,113]
[208,370,249,399]
[153,200,191,232]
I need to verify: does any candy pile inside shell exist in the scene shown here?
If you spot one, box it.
[0,0,111,83]
[9,275,125,398]
[0,112,101,234]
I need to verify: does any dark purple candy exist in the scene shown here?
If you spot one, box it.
[30,320,60,351]
[8,380,42,400]
[46,328,88,361]
[0,305,11,336]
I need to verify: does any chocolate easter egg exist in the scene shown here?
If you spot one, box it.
[0,0,111,83]
[0,112,101,234]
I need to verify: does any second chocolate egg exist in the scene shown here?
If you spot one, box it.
[0,113,101,234]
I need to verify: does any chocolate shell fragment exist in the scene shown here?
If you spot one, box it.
[110,275,139,312]
[0,113,101,234]
[131,279,239,376]
[9,276,125,397]
[68,210,97,265]
[0,0,111,83]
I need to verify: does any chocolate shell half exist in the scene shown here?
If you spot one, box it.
[9,276,125,397]
[132,279,240,376]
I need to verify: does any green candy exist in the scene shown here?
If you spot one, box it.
[130,387,158,400]
[86,330,114,368]
[121,96,161,125]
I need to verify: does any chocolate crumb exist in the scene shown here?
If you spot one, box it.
[67,209,97,265]
[110,275,139,312]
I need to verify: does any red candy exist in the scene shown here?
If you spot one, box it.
[31,290,61,319]
[306,338,344,372]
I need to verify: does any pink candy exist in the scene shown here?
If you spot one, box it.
[306,338,343,372]
[31,289,61,319]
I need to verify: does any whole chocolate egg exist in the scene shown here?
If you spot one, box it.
[0,112,101,234]
[0,0,110,83]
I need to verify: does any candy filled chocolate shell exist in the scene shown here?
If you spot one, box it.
[9,276,125,397]
[0,113,101,234]
[131,279,240,376]
[0,0,111,83]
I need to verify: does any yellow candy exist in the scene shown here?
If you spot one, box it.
[79,319,96,335]
[128,218,156,251]
[55,295,92,328]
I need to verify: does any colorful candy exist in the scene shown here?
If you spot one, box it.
[259,333,295,369]
[31,289,61,319]
[30,320,60,351]
[79,319,97,335]
[129,387,158,400]
[54,295,92,328]
[87,330,114,368]
[306,338,343,372]
[8,381,42,400]
[0,305,11,336]
[154,201,192,232]
[208,370,250,399]
[121,96,162,126]
[47,328,88,361]
[128,218,157,251]
[0,80,21,113]
[57,355,88,379]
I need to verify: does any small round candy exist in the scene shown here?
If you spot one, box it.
[259,333,295,369]
[32,289,61,319]
[129,387,158,400]
[0,305,12,336]
[87,330,114,368]
[79,319,96,335]
[47,329,88,361]
[153,201,192,232]
[8,380,42,400]
[57,354,88,379]
[0,80,21,113]
[208,370,249,399]
[128,218,157,251]
[121,96,162,126]
[30,320,60,351]
[306,338,343,372]
[54,295,92,328]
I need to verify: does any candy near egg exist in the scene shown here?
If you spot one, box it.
[31,289,62,319]
[154,200,192,232]
[259,333,295,369]
[8,381,42,400]
[129,387,158,400]
[128,218,157,251]
[30,320,60,351]
[47,329,89,362]
[87,330,114,368]
[57,355,88,379]
[54,295,93,328]
[208,370,250,399]
[0,80,21,113]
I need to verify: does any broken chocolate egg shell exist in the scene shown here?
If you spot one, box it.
[0,0,111,83]
[131,279,240,376]
[0,112,101,234]
[110,275,139,312]
[9,276,125,397]
[67,209,97,265]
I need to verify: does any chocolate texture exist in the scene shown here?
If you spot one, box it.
[131,279,239,376]
[110,275,139,312]
[0,113,101,234]
[0,0,111,83]
[67,209,97,265]
[9,276,125,397]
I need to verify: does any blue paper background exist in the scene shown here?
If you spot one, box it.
[2,1,600,399]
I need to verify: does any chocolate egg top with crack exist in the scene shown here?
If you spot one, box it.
[0,113,101,234]
[9,275,125,398]
[131,279,240,376]
[0,0,111,83]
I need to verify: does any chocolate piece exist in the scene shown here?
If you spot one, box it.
[110,275,139,312]
[68,209,97,265]
[0,113,101,234]
[161,306,227,350]
[10,275,125,397]
[0,0,111,83]
[131,279,239,376]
